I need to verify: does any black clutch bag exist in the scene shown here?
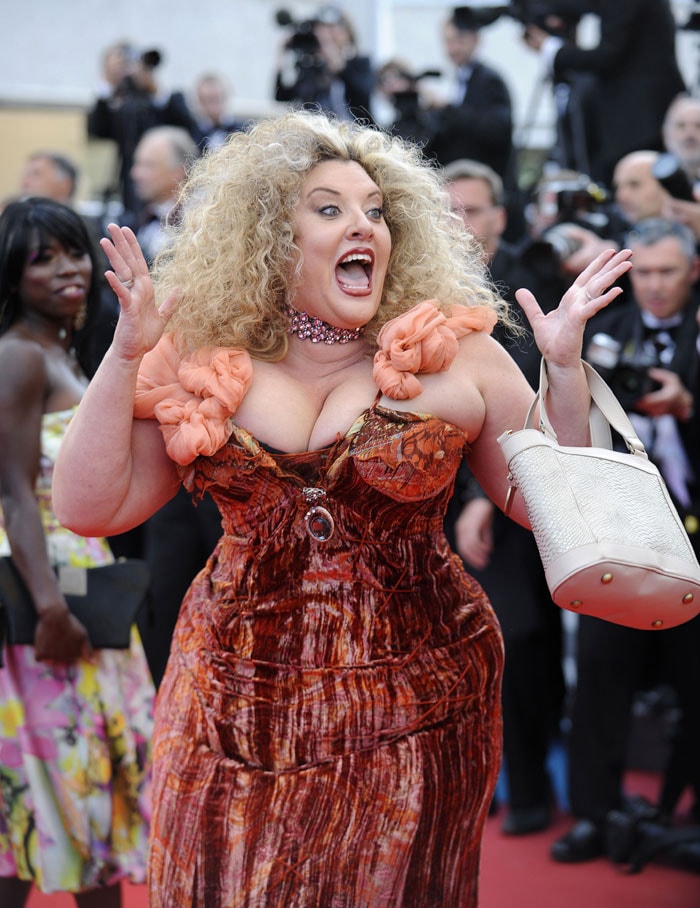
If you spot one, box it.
[0,556,150,650]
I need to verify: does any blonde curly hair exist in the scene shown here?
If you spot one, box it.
[154,109,508,359]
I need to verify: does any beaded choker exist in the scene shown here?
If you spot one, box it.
[286,304,366,345]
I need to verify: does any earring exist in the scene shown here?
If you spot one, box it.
[73,303,87,332]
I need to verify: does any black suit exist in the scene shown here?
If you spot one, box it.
[87,87,198,217]
[445,241,567,815]
[275,54,375,123]
[564,297,700,823]
[426,61,515,181]
[552,0,686,186]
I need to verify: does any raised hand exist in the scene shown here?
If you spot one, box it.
[100,224,178,361]
[515,248,633,369]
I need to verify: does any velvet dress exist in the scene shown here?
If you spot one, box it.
[135,301,504,907]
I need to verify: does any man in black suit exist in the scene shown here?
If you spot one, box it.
[274,4,375,123]
[523,0,686,187]
[552,217,700,862]
[87,45,198,219]
[443,159,567,836]
[425,7,514,182]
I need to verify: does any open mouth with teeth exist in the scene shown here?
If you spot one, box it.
[335,252,373,292]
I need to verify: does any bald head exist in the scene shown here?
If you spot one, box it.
[663,94,700,179]
[613,151,667,224]
[130,126,197,206]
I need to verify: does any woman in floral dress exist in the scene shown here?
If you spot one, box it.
[0,198,154,906]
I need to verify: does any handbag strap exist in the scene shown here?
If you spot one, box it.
[527,359,649,458]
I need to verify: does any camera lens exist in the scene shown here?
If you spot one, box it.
[652,154,695,201]
[543,224,583,261]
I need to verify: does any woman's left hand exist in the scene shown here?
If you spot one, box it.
[515,248,633,368]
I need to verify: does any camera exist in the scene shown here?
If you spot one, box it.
[586,333,661,410]
[115,47,163,100]
[526,176,611,265]
[652,153,696,202]
[453,2,581,38]
[387,69,440,118]
[275,8,331,102]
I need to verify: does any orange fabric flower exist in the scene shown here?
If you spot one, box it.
[373,301,497,400]
[135,302,495,462]
[134,334,253,465]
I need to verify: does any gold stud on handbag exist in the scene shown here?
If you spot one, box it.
[498,360,700,630]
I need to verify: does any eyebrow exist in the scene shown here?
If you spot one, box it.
[307,186,383,200]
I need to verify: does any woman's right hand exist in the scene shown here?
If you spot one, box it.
[100,224,178,361]
[33,604,93,664]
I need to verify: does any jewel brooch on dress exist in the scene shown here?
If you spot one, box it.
[303,487,335,541]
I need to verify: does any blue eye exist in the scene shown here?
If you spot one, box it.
[368,206,386,221]
[319,205,340,216]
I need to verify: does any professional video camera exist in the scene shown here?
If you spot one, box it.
[275,8,332,103]
[114,48,163,101]
[453,2,582,38]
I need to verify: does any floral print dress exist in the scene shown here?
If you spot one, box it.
[0,409,155,893]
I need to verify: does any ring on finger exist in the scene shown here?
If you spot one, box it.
[119,276,135,290]
[585,288,595,302]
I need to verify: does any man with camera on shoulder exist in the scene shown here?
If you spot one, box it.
[87,43,198,220]
[552,216,700,864]
[523,0,686,186]
[273,5,374,123]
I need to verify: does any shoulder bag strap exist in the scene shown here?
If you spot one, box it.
[531,358,649,458]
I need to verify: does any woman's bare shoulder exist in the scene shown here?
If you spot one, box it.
[0,334,47,399]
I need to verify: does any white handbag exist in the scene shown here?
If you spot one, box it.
[498,360,700,630]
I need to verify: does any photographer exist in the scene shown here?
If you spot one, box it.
[552,217,700,864]
[522,1,686,186]
[656,94,700,243]
[373,60,437,148]
[424,6,514,181]
[87,43,198,219]
[274,5,374,122]
[443,159,567,837]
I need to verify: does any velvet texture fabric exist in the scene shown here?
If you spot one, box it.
[136,303,504,906]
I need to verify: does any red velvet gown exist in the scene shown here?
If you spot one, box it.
[136,303,504,907]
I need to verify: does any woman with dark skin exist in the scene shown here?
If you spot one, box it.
[0,198,153,906]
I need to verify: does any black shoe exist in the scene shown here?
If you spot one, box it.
[502,804,551,835]
[551,820,604,863]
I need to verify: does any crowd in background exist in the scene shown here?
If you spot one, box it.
[2,1,700,901]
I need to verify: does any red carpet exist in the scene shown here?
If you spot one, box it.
[26,772,700,908]
[479,774,700,908]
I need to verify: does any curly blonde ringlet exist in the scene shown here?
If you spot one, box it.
[153,109,509,360]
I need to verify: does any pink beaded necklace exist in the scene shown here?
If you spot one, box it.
[286,304,366,345]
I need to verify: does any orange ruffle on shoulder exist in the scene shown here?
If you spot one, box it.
[134,333,253,465]
[373,300,498,400]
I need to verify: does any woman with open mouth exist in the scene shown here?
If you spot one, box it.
[53,110,631,907]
